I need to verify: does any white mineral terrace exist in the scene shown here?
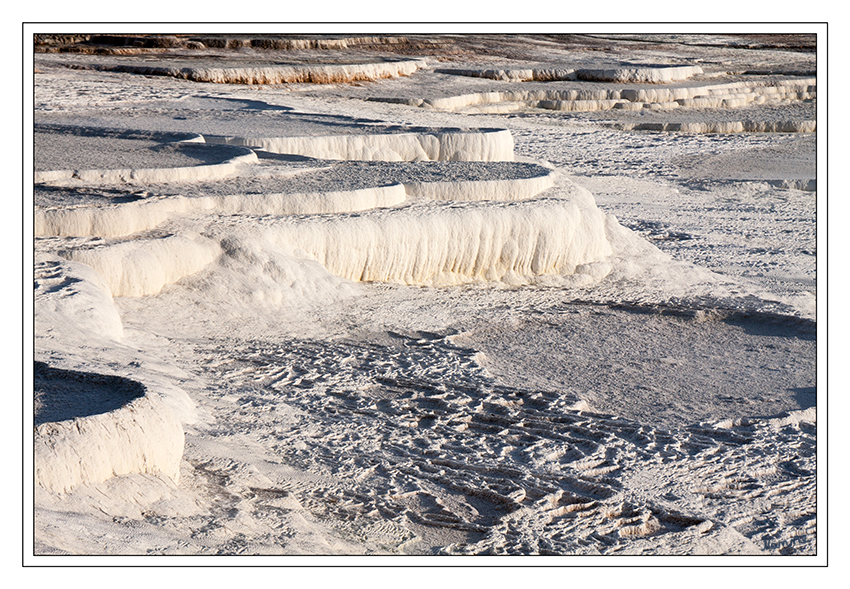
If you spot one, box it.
[435,64,706,83]
[32,122,570,487]
[33,145,258,185]
[31,34,819,558]
[33,257,189,493]
[35,387,184,494]
[79,59,427,85]
[205,128,515,162]
[377,78,816,126]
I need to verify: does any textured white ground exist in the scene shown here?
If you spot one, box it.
[28,33,823,565]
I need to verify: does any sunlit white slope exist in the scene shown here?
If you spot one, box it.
[34,256,192,493]
[207,129,515,162]
[434,64,704,83]
[219,188,612,287]
[36,174,556,239]
[36,185,409,238]
[93,59,427,85]
[405,171,556,202]
[69,189,612,298]
[64,234,221,297]
[34,393,184,493]
[381,78,815,116]
[35,255,125,340]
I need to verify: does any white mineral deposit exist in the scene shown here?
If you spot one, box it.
[28,31,822,564]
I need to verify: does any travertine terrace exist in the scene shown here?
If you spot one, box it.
[30,32,819,560]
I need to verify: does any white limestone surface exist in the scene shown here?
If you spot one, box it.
[35,161,557,239]
[64,234,222,297]
[434,65,703,84]
[576,65,704,83]
[404,170,556,202]
[206,129,515,162]
[83,59,428,85]
[57,180,610,298]
[34,390,184,493]
[227,192,612,287]
[34,255,125,341]
[34,146,258,186]
[380,79,815,118]
[435,67,578,82]
[613,120,816,133]
[36,184,409,238]
[30,33,819,560]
